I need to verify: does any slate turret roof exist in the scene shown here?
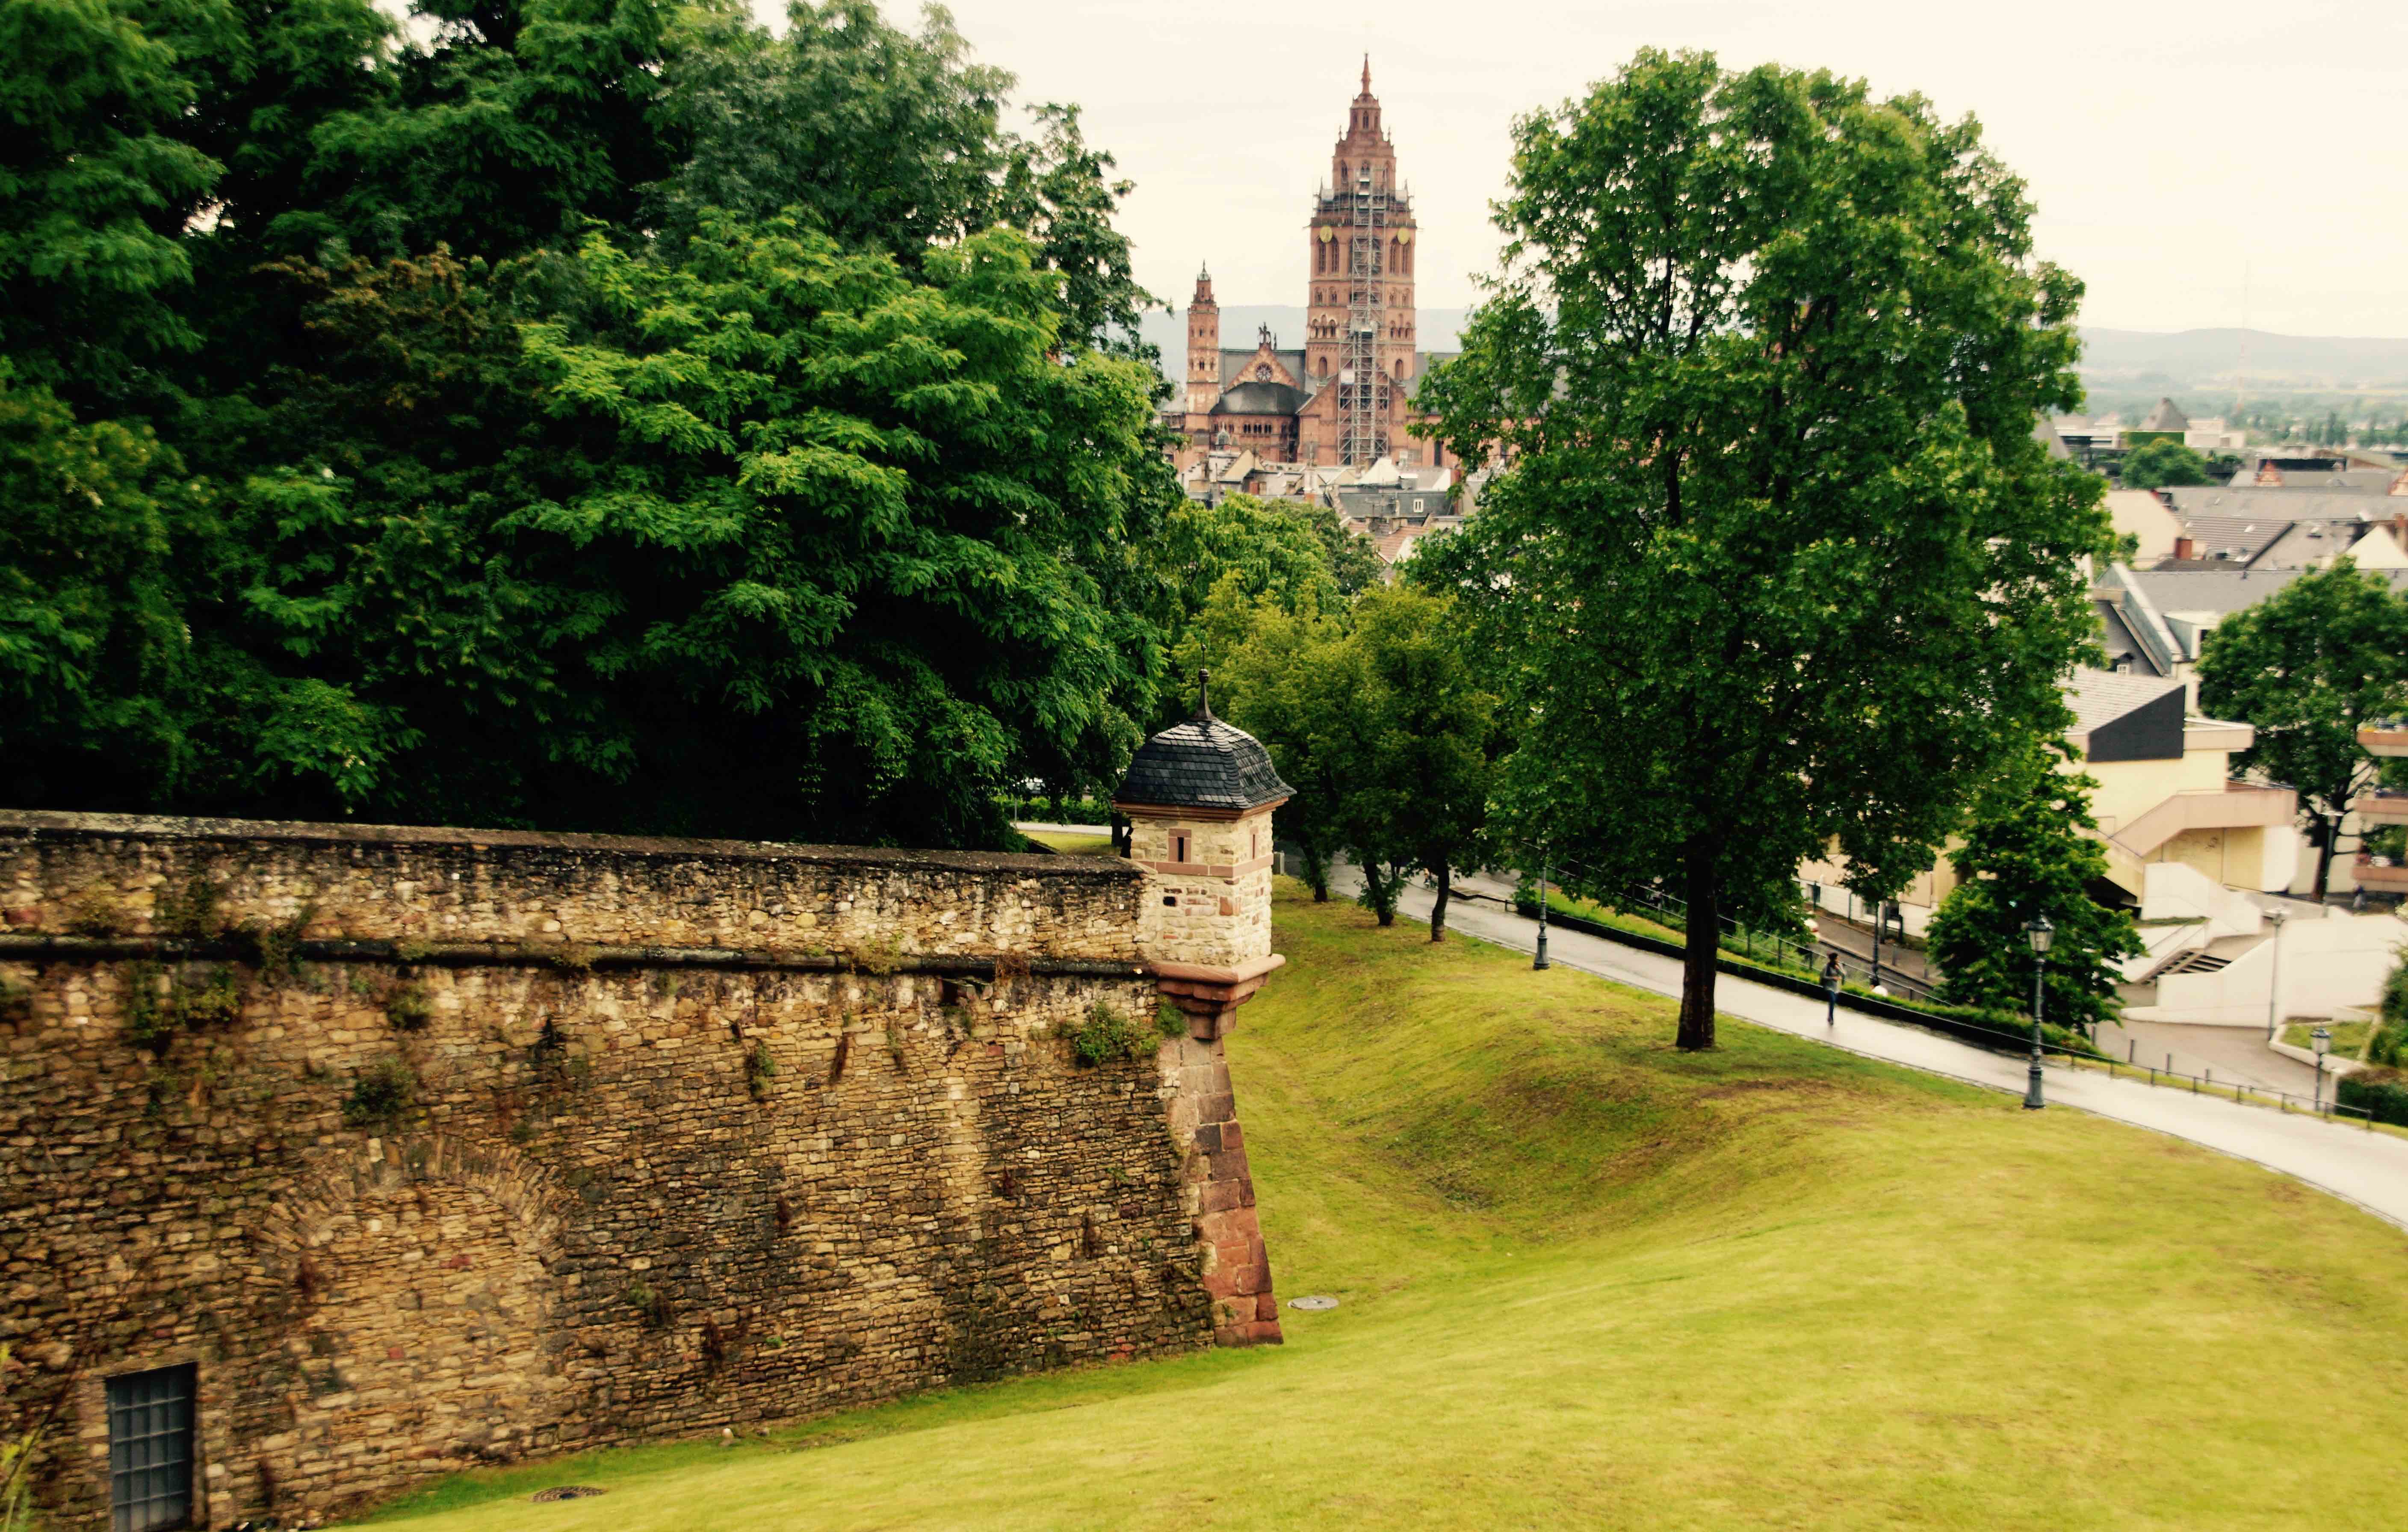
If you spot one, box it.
[1114,680,1293,814]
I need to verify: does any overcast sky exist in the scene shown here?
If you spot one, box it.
[769,0,2408,337]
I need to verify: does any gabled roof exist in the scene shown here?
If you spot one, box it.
[2169,486,2397,519]
[1220,348,1310,389]
[1211,381,1307,417]
[2138,397,2189,432]
[2065,669,2185,744]
[2123,566,2305,618]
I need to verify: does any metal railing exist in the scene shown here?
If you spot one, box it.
[1532,852,1943,1004]
[2040,1035,2392,1132]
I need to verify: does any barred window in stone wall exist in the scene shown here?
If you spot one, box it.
[108,1364,198,1532]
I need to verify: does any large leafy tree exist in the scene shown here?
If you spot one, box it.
[0,0,225,405]
[1926,747,2143,1036]
[2,0,1182,848]
[0,371,199,808]
[1334,585,1500,939]
[1214,585,1499,935]
[2121,439,2213,489]
[1419,50,2113,1048]
[2196,559,2408,897]
[191,219,1167,844]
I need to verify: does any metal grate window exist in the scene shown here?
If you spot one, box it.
[107,1364,196,1532]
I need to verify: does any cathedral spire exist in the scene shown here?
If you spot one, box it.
[1361,54,1371,95]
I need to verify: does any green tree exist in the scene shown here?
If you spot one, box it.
[310,0,696,262]
[1215,585,1498,934]
[1926,748,2142,1035]
[1338,585,1500,939]
[1212,597,1344,900]
[0,0,225,404]
[2121,439,2213,489]
[0,369,198,808]
[2196,559,2408,897]
[1419,50,2112,1049]
[1152,493,1347,694]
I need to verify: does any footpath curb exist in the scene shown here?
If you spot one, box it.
[1514,898,2056,1058]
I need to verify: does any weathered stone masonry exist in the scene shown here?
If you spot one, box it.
[0,800,1284,1529]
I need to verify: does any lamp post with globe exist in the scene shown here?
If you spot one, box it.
[2024,915,2055,1111]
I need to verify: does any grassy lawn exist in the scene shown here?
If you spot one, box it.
[2282,1020,2373,1059]
[362,881,2408,1531]
[1020,828,1117,856]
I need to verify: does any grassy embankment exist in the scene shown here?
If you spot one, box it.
[2281,1020,2374,1059]
[1020,828,1116,856]
[363,882,2408,1531]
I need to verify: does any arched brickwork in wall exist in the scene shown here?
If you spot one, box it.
[247,1136,569,1497]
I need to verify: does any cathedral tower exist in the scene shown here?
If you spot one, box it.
[1303,59,1417,463]
[1186,265,1221,416]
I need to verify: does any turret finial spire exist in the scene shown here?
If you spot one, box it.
[1198,669,1214,720]
[1362,54,1371,94]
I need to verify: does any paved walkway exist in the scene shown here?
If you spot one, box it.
[2101,1018,2322,1095]
[1346,869,2408,1232]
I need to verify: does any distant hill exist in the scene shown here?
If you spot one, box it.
[2076,328,2408,393]
[1134,310,2408,398]
[1135,307,1468,378]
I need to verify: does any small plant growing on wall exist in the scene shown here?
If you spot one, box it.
[157,874,224,939]
[851,934,905,976]
[744,1039,777,1099]
[65,889,125,937]
[626,1280,671,1329]
[0,979,31,1026]
[1068,1004,1146,1067]
[385,983,434,1031]
[177,965,242,1027]
[342,1056,419,1127]
[1155,1002,1188,1041]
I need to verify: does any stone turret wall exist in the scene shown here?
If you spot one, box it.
[0,812,1230,1529]
[1127,812,1277,969]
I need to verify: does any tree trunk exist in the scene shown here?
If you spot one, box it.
[1429,863,1452,942]
[2315,811,2339,901]
[1357,858,1398,926]
[1302,843,1331,902]
[1677,840,1720,1051]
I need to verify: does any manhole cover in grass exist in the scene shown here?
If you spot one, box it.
[531,1486,609,1502]
[1288,1295,1339,1311]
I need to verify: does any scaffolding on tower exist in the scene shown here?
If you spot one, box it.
[1341,164,1387,466]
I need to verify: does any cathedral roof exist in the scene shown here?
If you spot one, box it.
[1211,381,1308,417]
[1221,349,1311,389]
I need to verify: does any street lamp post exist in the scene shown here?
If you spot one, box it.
[1870,903,1885,994]
[2313,1024,2331,1114]
[2024,915,2055,1111]
[1823,951,1841,1027]
[1533,856,1550,971]
[2263,905,2290,1043]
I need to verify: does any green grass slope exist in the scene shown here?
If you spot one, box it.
[364,883,2408,1531]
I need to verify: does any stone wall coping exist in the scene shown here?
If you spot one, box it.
[0,810,1140,882]
[1150,953,1287,986]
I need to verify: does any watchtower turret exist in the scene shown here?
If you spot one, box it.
[1114,673,1290,1015]
[1112,673,1291,1346]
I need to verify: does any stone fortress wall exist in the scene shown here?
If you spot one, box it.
[0,808,1279,1528]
